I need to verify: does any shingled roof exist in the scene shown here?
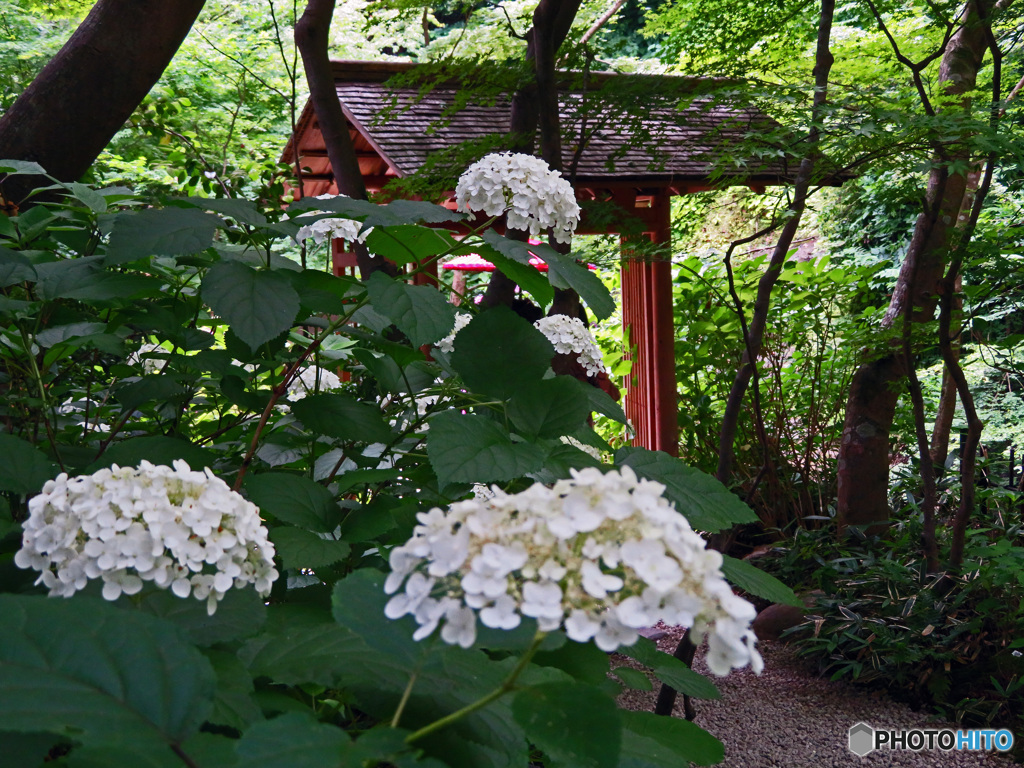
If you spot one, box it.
[282,60,798,199]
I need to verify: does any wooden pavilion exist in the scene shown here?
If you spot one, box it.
[282,60,798,455]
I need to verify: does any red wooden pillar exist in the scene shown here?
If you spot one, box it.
[331,238,358,277]
[620,192,677,455]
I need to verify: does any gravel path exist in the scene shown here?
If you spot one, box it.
[615,629,1015,767]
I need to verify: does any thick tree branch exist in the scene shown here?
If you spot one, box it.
[294,0,395,278]
[0,0,207,202]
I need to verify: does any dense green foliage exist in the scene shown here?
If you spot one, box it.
[0,162,794,766]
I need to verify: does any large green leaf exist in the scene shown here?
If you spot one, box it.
[0,434,58,495]
[114,376,188,411]
[450,306,553,400]
[202,262,300,351]
[721,554,800,606]
[577,378,627,423]
[427,411,544,486]
[615,447,758,532]
[134,587,268,647]
[366,272,457,347]
[618,711,723,767]
[205,651,263,731]
[245,473,339,533]
[183,197,268,227]
[290,393,392,444]
[477,233,554,306]
[0,595,215,750]
[364,225,459,266]
[620,638,719,700]
[89,436,217,473]
[483,234,613,320]
[270,527,350,570]
[235,712,354,768]
[507,377,591,439]
[106,208,222,265]
[0,247,36,287]
[33,256,103,301]
[512,682,620,768]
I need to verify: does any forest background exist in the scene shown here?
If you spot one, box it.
[3,0,1024,764]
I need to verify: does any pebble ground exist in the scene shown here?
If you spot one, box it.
[615,628,1015,767]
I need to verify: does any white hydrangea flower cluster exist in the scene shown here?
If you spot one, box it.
[559,435,603,461]
[287,365,344,400]
[455,153,580,244]
[15,460,279,615]
[535,315,606,376]
[295,194,371,245]
[384,467,762,674]
[127,341,167,376]
[435,312,472,354]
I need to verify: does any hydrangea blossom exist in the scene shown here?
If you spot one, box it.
[559,435,603,461]
[288,365,344,400]
[435,312,472,354]
[455,153,580,244]
[535,315,606,377]
[384,466,762,674]
[15,460,278,615]
[295,194,371,245]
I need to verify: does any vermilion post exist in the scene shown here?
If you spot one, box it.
[620,191,677,455]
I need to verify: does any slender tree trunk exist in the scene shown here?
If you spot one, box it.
[294,0,395,279]
[0,0,207,202]
[714,0,835,486]
[481,0,583,310]
[835,1,994,532]
[658,0,835,720]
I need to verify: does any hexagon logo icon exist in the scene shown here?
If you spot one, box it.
[849,722,875,756]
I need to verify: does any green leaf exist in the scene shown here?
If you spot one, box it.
[613,667,653,691]
[366,272,457,347]
[202,262,299,351]
[0,159,47,175]
[235,712,353,768]
[507,377,590,439]
[721,555,800,606]
[66,182,108,213]
[88,437,218,473]
[0,732,63,768]
[477,232,554,306]
[290,393,392,444]
[270,527,350,570]
[245,473,339,533]
[364,225,458,266]
[427,411,544,486]
[450,306,553,400]
[0,434,57,494]
[205,651,263,731]
[184,197,267,227]
[59,273,165,302]
[134,587,267,647]
[577,379,627,423]
[106,208,222,265]
[114,376,188,411]
[615,447,758,532]
[620,639,719,700]
[375,199,465,225]
[483,234,613,320]
[0,247,36,287]
[512,682,620,768]
[0,595,215,749]
[33,256,103,301]
[618,711,723,767]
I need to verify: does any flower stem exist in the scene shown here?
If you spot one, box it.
[404,631,546,744]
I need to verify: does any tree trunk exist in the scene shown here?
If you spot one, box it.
[481,0,583,310]
[294,0,395,279]
[835,1,993,532]
[713,0,834,485]
[0,0,207,202]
